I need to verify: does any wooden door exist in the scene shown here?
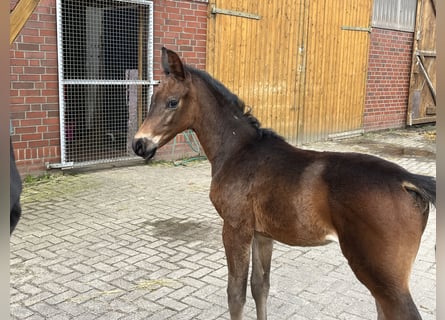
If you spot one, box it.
[207,0,306,141]
[300,0,372,143]
[407,0,436,125]
[207,0,372,143]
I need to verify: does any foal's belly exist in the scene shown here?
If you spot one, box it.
[254,213,339,247]
[258,229,339,247]
[259,229,339,247]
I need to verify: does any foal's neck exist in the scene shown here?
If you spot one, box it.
[191,78,257,173]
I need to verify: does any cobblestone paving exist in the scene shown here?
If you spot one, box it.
[10,127,436,320]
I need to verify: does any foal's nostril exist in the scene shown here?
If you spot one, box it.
[132,138,146,157]
[132,137,158,159]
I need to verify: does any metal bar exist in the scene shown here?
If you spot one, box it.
[341,26,371,33]
[62,79,159,85]
[48,156,142,169]
[416,50,436,57]
[56,0,67,165]
[328,129,364,140]
[115,0,153,5]
[46,161,74,169]
[211,5,261,20]
[147,2,155,113]
[138,6,144,127]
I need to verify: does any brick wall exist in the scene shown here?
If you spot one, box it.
[153,0,207,76]
[10,0,60,176]
[363,28,414,131]
[10,0,208,176]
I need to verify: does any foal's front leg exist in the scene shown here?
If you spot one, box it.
[222,221,254,320]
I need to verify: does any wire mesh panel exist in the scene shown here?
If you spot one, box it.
[56,0,154,167]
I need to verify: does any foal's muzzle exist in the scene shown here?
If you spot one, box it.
[132,137,158,160]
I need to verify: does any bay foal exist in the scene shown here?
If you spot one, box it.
[133,48,435,320]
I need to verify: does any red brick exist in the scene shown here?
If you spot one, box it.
[43,132,59,139]
[46,97,59,104]
[176,1,191,9]
[19,74,40,81]
[13,82,34,89]
[48,139,60,146]
[17,43,40,51]
[15,127,37,134]
[10,58,29,66]
[20,119,42,126]
[25,96,46,104]
[27,111,47,118]
[40,44,57,52]
[46,125,60,132]
[29,140,49,148]
[30,105,44,111]
[43,118,59,125]
[24,66,45,74]
[22,133,43,141]
[39,29,56,37]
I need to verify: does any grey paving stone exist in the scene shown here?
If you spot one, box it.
[10,127,436,319]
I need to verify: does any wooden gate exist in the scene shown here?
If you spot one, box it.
[207,0,305,142]
[407,0,436,125]
[207,0,372,143]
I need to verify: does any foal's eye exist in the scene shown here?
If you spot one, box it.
[167,99,179,109]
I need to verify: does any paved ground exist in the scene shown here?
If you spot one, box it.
[10,126,436,320]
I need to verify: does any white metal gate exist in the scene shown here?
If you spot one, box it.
[55,0,154,168]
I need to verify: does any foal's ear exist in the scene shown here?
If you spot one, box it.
[161,47,188,81]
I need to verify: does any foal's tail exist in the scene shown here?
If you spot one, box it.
[403,173,436,207]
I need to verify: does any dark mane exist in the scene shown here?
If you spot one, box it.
[185,65,245,113]
[185,65,284,141]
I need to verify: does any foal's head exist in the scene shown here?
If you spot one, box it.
[132,47,197,159]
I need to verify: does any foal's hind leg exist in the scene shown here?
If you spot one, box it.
[340,235,423,320]
[344,251,422,319]
[251,232,274,320]
[223,221,254,320]
[339,229,423,319]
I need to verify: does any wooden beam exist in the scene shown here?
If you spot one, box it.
[416,55,436,104]
[431,0,436,16]
[10,0,41,45]
[410,116,436,125]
